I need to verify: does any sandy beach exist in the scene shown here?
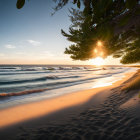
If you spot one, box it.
[1,0,140,140]
[0,70,140,140]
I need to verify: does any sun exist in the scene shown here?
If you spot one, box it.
[91,57,105,66]
[97,41,103,47]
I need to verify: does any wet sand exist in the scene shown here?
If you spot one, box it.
[0,71,140,140]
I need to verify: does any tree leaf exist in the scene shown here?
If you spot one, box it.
[121,49,140,64]
[16,0,25,9]
[125,0,137,9]
[73,0,77,4]
[77,0,80,9]
[119,15,130,27]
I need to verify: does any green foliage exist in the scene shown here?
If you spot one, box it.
[135,8,140,15]
[77,0,80,8]
[122,72,140,91]
[61,0,140,64]
[121,49,140,64]
[119,14,130,27]
[16,0,140,64]
[16,0,25,9]
[73,0,77,4]
[125,0,137,9]
[53,0,81,11]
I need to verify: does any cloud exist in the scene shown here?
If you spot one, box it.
[27,40,41,46]
[5,44,16,49]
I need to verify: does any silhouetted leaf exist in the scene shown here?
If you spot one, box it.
[15,0,140,64]
[113,54,122,58]
[121,49,140,64]
[77,0,80,8]
[125,0,137,9]
[16,0,25,9]
[73,0,77,4]
[119,15,130,26]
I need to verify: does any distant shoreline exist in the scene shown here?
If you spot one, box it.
[0,64,139,68]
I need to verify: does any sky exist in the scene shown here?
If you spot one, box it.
[0,0,121,65]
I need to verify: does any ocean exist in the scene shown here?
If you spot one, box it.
[0,65,137,109]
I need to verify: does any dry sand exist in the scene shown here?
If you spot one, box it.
[0,71,140,140]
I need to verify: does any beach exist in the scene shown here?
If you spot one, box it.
[0,68,139,140]
[1,0,140,139]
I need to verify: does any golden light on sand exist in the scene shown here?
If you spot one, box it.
[92,57,105,66]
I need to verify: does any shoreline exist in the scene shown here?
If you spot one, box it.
[0,70,136,130]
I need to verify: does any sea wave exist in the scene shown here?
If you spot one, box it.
[0,66,91,72]
[0,88,48,98]
[0,67,17,70]
[0,71,50,75]
[0,73,115,98]
[0,75,80,85]
[0,65,135,101]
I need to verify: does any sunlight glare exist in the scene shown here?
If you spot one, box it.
[100,52,104,56]
[97,41,103,47]
[94,49,98,53]
[92,57,105,66]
